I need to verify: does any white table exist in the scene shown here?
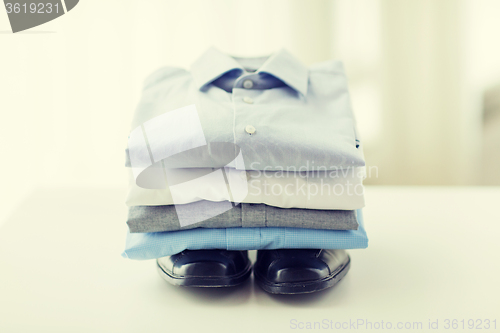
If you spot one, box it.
[0,187,499,332]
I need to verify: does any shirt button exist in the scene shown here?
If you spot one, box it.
[245,125,256,135]
[243,96,253,104]
[243,80,253,89]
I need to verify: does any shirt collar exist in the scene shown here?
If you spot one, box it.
[190,46,309,96]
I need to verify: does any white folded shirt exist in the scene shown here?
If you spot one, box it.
[126,166,366,210]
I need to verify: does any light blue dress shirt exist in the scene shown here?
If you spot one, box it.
[122,210,368,260]
[127,46,364,172]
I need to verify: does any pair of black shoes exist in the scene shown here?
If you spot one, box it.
[157,249,350,294]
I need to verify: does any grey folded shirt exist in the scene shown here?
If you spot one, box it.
[127,201,358,233]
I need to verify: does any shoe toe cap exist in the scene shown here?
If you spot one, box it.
[175,262,236,277]
[158,250,249,278]
[267,259,330,283]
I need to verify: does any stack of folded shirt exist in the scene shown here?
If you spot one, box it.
[122,47,368,260]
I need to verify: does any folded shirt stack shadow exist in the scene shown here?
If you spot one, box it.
[122,47,369,260]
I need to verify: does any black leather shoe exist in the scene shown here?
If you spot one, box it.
[254,249,350,294]
[156,250,252,287]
